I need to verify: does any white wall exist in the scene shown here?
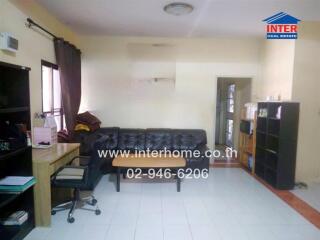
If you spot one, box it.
[258,40,295,101]
[292,22,320,182]
[0,0,78,126]
[79,36,262,149]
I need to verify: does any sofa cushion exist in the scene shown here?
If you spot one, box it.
[118,129,145,151]
[172,129,207,150]
[146,128,172,151]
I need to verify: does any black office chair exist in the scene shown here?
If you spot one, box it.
[51,156,102,223]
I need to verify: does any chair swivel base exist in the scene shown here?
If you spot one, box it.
[51,189,101,223]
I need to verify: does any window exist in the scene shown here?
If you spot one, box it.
[227,84,235,113]
[41,60,65,131]
[225,84,235,147]
[226,119,233,145]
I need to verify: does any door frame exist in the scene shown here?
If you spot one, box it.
[214,75,254,151]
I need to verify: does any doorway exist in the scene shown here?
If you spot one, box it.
[215,77,252,161]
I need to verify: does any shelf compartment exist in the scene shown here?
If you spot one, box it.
[265,168,277,187]
[255,162,265,179]
[266,135,279,153]
[267,103,281,119]
[0,147,29,162]
[256,132,266,148]
[0,194,20,209]
[268,118,280,136]
[0,215,34,240]
[0,181,35,209]
[257,118,267,132]
[255,147,265,166]
[265,151,278,170]
[0,187,34,240]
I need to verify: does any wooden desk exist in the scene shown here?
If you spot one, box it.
[32,143,80,226]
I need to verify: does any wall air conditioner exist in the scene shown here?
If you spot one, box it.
[0,32,18,52]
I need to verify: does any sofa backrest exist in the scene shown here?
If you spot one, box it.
[145,128,172,151]
[88,128,207,152]
[172,129,207,150]
[118,129,145,151]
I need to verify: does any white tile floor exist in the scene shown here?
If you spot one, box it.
[25,168,320,240]
[292,181,320,212]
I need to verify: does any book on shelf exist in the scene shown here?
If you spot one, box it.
[0,176,36,194]
[0,211,28,226]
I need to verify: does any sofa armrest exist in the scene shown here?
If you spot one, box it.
[195,144,210,156]
[183,145,210,171]
[93,135,110,149]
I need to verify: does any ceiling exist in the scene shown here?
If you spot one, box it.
[35,0,320,37]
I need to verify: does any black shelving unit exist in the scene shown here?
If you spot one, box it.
[0,61,34,240]
[255,102,299,190]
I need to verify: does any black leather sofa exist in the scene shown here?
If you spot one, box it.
[74,128,210,174]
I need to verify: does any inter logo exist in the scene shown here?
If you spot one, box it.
[263,12,301,39]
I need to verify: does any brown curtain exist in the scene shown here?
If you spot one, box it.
[54,38,81,138]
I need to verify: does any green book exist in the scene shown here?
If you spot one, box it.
[0,178,36,193]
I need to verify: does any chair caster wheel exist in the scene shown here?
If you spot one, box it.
[51,210,56,215]
[67,217,75,223]
[92,199,98,206]
[95,209,101,215]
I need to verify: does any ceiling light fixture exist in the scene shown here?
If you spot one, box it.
[164,2,194,16]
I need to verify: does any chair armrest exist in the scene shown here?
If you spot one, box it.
[70,155,91,166]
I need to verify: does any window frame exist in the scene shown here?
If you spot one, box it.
[41,60,64,131]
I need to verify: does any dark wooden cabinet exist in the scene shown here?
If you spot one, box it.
[0,61,34,240]
[255,102,299,190]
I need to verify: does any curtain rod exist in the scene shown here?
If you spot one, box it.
[26,18,58,39]
[26,18,81,53]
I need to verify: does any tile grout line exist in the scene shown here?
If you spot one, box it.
[133,181,143,240]
[183,179,196,240]
[160,183,165,240]
[102,175,119,240]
